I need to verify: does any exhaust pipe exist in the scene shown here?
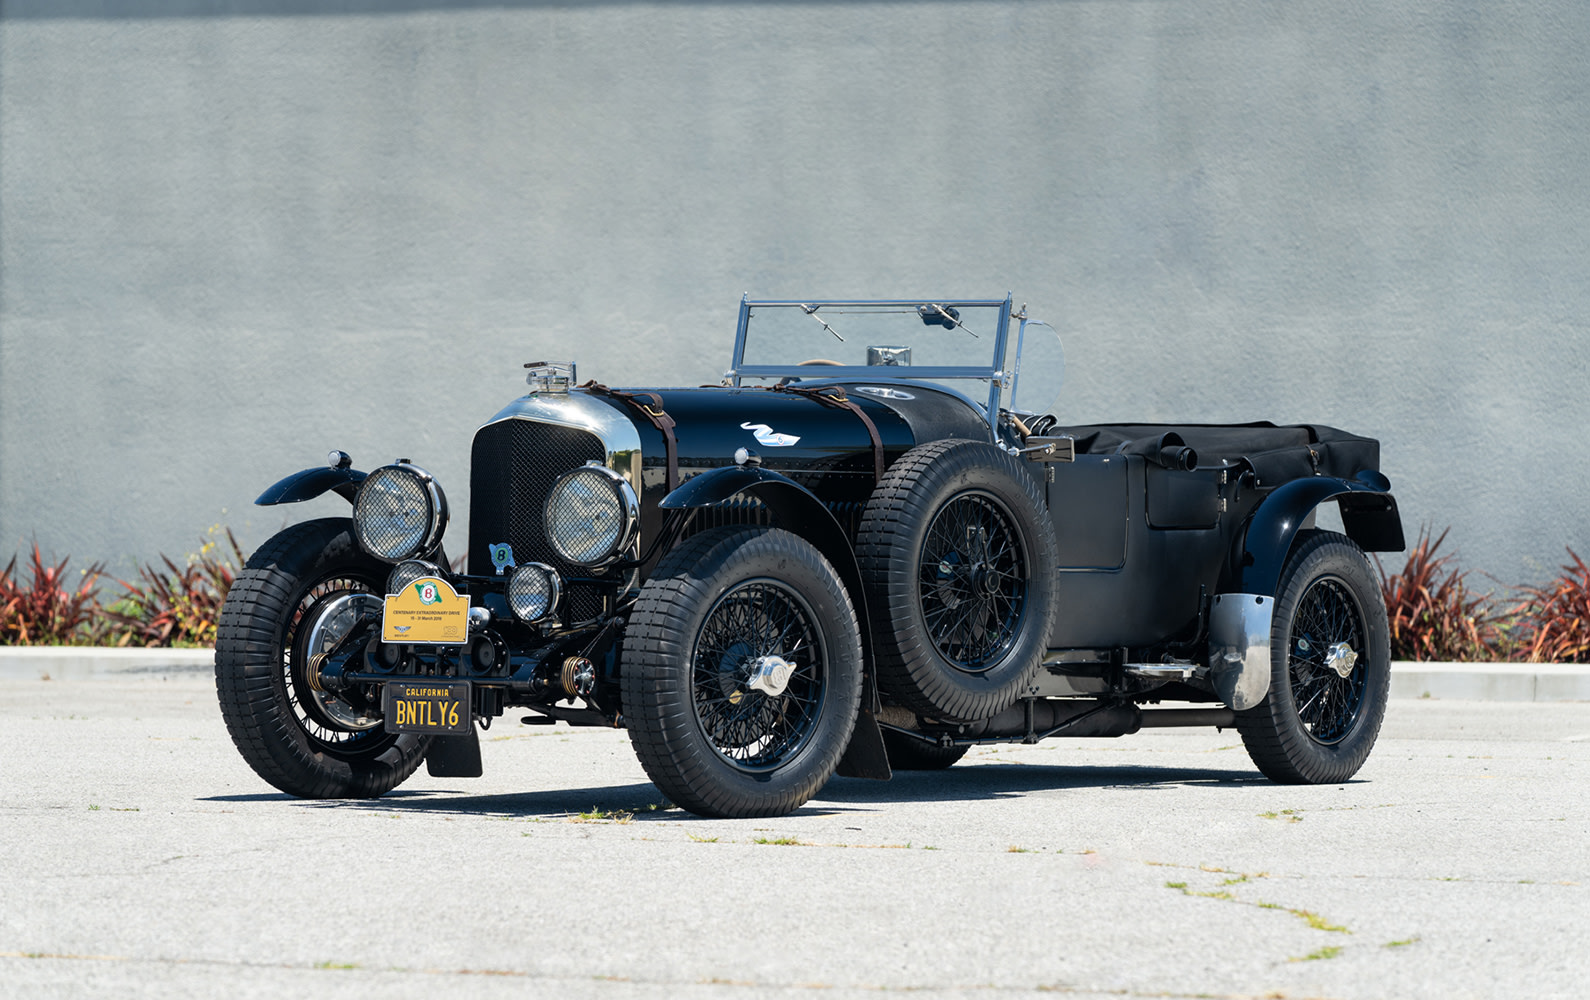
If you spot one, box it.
[950,701,1236,740]
[953,700,1142,740]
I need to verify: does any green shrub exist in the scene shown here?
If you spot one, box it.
[1513,549,1590,663]
[0,545,109,646]
[106,529,245,648]
[1375,527,1510,662]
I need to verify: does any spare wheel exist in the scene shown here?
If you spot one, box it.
[856,438,1059,722]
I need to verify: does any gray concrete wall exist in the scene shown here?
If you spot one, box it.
[2,1,1586,590]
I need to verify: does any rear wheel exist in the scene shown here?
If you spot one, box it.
[622,526,863,818]
[1236,530,1390,784]
[215,519,430,798]
[857,439,1059,722]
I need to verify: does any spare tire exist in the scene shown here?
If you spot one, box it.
[856,438,1059,721]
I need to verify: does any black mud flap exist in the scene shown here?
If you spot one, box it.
[836,707,892,780]
[425,730,483,778]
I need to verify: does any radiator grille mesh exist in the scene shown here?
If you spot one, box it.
[469,420,607,622]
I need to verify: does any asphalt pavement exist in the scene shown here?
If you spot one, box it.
[1,673,1585,999]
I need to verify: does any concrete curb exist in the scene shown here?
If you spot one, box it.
[1387,661,1590,703]
[1,647,1587,701]
[0,647,214,681]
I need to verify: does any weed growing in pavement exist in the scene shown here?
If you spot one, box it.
[1290,946,1343,962]
[1165,879,1350,934]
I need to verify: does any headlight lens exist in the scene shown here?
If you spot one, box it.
[507,562,561,622]
[544,464,639,567]
[386,559,440,596]
[354,463,448,562]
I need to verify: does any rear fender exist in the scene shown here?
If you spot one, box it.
[256,466,367,506]
[660,466,891,780]
[1209,474,1403,711]
[1227,474,1403,597]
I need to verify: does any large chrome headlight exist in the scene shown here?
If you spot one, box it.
[544,463,638,567]
[354,463,448,562]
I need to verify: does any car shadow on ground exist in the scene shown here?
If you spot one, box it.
[200,761,1269,820]
[819,761,1267,807]
[200,782,672,819]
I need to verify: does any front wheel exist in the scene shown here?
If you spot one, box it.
[622,526,864,818]
[215,518,431,798]
[1236,530,1391,784]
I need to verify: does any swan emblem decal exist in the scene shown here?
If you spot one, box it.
[740,422,801,447]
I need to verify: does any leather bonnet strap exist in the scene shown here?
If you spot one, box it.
[581,382,679,493]
[772,383,885,482]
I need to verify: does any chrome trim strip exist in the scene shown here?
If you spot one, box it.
[1208,593,1273,711]
[478,391,644,490]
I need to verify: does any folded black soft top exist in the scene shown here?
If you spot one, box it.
[1050,421,1380,487]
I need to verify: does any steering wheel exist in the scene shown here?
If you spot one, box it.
[798,359,842,366]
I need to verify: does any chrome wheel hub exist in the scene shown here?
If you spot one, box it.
[302,592,384,730]
[1324,641,1359,679]
[746,655,796,697]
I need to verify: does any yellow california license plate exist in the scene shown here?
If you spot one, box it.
[382,681,471,735]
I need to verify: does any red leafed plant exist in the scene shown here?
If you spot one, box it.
[1513,549,1590,663]
[1376,527,1508,662]
[0,545,108,645]
[106,529,246,648]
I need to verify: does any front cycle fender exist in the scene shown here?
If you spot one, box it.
[256,465,368,506]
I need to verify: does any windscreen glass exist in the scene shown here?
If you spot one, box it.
[739,302,1007,375]
[1007,320,1066,418]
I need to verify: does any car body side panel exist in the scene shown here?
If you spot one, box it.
[1047,455,1235,649]
[621,382,988,505]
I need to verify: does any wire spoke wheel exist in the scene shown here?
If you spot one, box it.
[691,581,825,771]
[215,518,431,798]
[1235,530,1390,785]
[623,526,863,818]
[917,491,1027,672]
[857,439,1057,722]
[1287,577,1367,745]
[284,579,390,755]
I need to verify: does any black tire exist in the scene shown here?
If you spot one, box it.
[1236,530,1391,784]
[622,526,863,818]
[880,728,969,770]
[215,518,431,798]
[856,439,1059,722]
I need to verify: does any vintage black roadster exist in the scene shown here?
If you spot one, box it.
[216,297,1404,817]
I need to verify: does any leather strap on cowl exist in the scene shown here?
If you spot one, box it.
[581,382,679,492]
[772,383,885,482]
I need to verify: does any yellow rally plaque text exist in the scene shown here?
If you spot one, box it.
[382,576,469,645]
